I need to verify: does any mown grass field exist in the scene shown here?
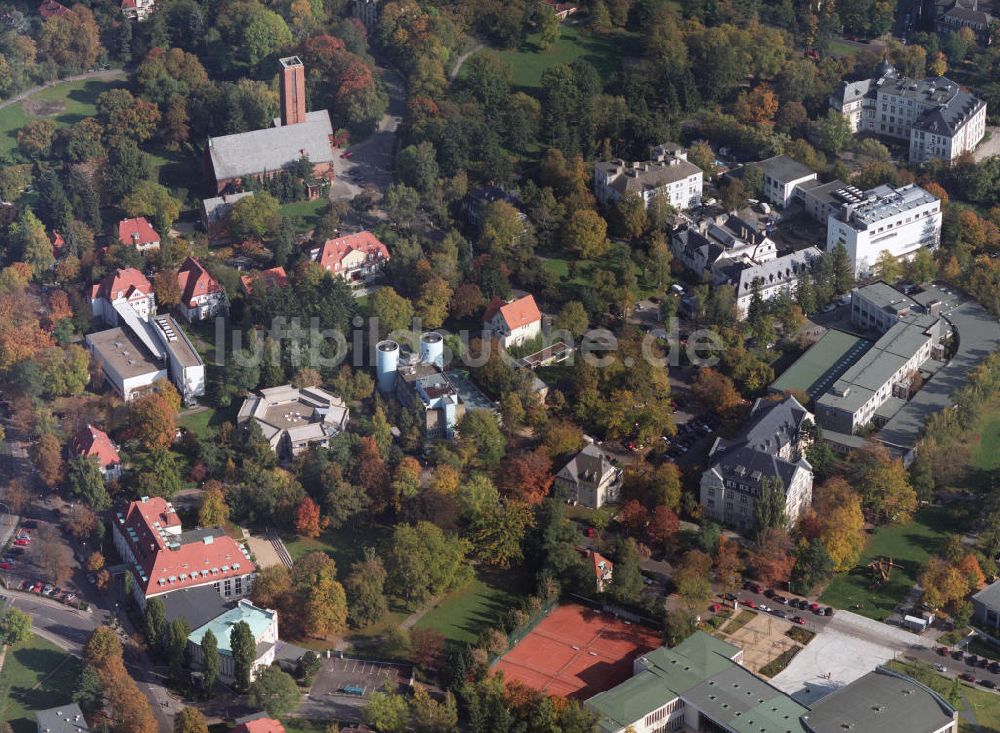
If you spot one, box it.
[819,506,953,620]
[415,570,527,645]
[280,198,328,233]
[0,635,82,733]
[467,24,638,91]
[0,77,126,158]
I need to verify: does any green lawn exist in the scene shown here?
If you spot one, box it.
[826,39,861,57]
[415,570,527,645]
[473,24,639,91]
[819,506,954,620]
[0,77,126,158]
[970,397,1000,489]
[888,659,1000,732]
[0,635,83,733]
[280,199,328,233]
[178,403,240,438]
[285,522,394,573]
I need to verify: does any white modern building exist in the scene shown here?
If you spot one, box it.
[755,154,818,208]
[829,60,987,164]
[86,306,204,404]
[825,183,941,277]
[815,283,944,434]
[700,396,814,533]
[594,144,703,210]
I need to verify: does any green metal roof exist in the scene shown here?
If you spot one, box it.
[189,600,275,656]
[770,330,873,399]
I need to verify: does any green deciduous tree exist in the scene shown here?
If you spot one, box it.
[561,209,609,258]
[0,607,31,645]
[201,628,220,695]
[66,455,111,511]
[754,475,787,533]
[227,192,280,241]
[385,522,472,606]
[247,666,301,718]
[144,596,166,647]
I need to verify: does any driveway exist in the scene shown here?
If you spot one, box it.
[328,66,404,201]
[973,126,1000,162]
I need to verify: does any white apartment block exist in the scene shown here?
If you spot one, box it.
[815,284,944,434]
[755,154,817,208]
[594,144,703,211]
[826,183,941,277]
[830,61,987,164]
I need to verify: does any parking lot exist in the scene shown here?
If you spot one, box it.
[299,656,413,721]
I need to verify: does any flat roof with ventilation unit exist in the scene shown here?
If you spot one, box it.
[85,326,165,380]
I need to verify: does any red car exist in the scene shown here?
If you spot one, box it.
[809,602,821,612]
[31,582,43,593]
[937,646,949,656]
[0,561,12,570]
[961,673,976,683]
[743,599,757,609]
[14,538,30,546]
[792,616,806,625]
[750,584,762,594]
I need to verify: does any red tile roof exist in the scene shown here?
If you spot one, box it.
[240,266,289,295]
[118,217,159,248]
[232,719,285,733]
[71,424,120,470]
[117,497,250,598]
[484,294,542,331]
[91,267,154,304]
[315,231,389,272]
[177,256,224,307]
[38,0,71,17]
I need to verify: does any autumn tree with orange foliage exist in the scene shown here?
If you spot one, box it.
[620,499,649,537]
[692,368,743,416]
[647,505,680,551]
[32,432,64,487]
[295,496,324,538]
[714,536,745,594]
[750,527,795,587]
[127,385,178,449]
[0,288,52,371]
[499,448,553,504]
[83,626,157,733]
[354,436,391,512]
[734,85,779,127]
[812,476,866,572]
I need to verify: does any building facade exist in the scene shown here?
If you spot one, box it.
[207,57,335,194]
[177,256,228,322]
[188,600,278,683]
[826,183,941,277]
[484,294,543,348]
[756,154,818,208]
[700,396,814,533]
[91,268,156,326]
[309,231,390,284]
[814,283,943,434]
[829,61,987,163]
[595,144,703,210]
[118,217,161,252]
[112,497,255,608]
[554,443,623,509]
[70,424,122,482]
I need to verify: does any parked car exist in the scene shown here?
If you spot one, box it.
[14,538,30,546]
[989,662,1000,674]
[19,579,31,591]
[31,582,43,593]
[771,609,787,618]
[937,647,949,656]
[710,604,722,613]
[42,584,53,595]
[758,604,771,613]
[775,595,788,605]
[953,650,966,660]
[764,589,776,599]
[743,599,757,609]
[960,673,976,683]
[750,584,762,594]
[823,607,834,616]
[0,561,12,570]
[980,679,996,689]
[934,663,947,673]
[968,656,980,667]
[723,593,738,601]
[791,616,805,625]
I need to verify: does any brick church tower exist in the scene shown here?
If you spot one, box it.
[279,56,307,126]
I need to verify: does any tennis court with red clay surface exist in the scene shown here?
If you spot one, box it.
[493,603,662,699]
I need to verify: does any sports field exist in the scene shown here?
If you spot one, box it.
[493,603,661,698]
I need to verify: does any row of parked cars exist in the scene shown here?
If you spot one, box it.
[936,647,1000,688]
[0,523,34,570]
[18,578,78,605]
[663,415,721,458]
[737,583,836,618]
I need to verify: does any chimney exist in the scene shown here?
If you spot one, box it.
[279,56,307,126]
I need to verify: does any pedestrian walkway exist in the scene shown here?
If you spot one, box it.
[266,530,294,568]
